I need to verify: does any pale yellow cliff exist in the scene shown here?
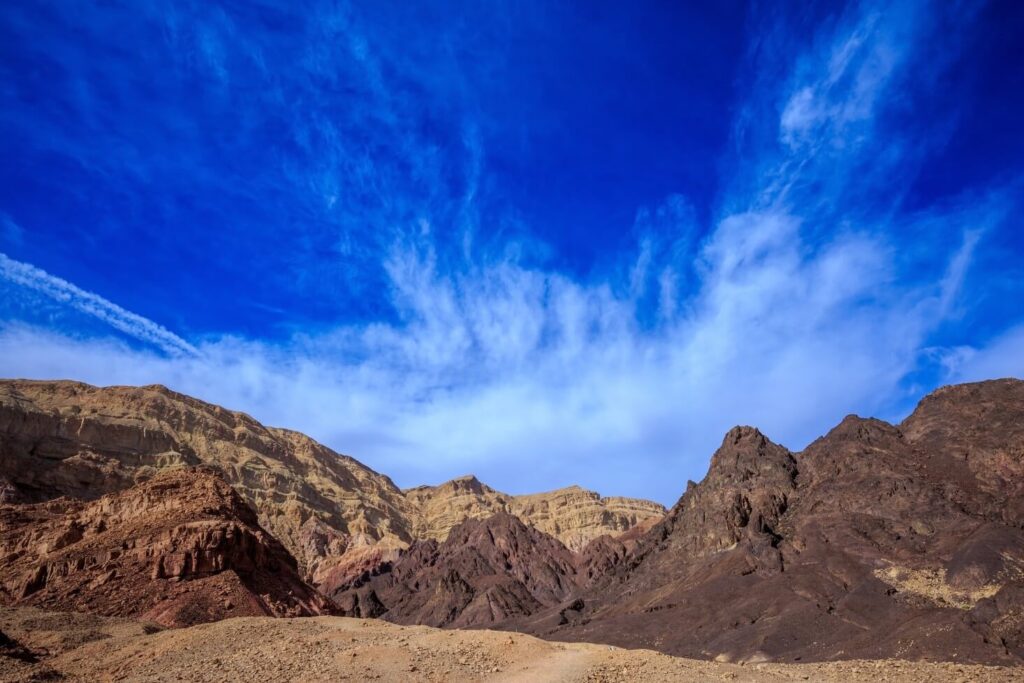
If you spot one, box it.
[405,476,665,551]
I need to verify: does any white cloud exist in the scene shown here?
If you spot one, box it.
[939,325,1024,384]
[0,0,1018,505]
[0,253,198,357]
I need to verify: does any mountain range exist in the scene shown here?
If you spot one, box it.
[1,377,1022,666]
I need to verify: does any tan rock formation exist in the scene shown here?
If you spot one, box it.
[0,380,663,582]
[405,476,665,551]
[0,380,418,579]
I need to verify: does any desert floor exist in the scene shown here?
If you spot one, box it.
[0,607,1017,682]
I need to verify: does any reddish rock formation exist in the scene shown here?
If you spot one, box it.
[0,467,333,627]
[334,512,582,627]
[0,380,418,581]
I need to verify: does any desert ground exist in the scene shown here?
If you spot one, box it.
[0,607,1017,683]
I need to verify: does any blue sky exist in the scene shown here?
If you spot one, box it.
[1,0,1022,504]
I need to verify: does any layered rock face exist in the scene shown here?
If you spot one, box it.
[522,379,1024,665]
[0,467,333,627]
[0,380,662,583]
[333,512,583,627]
[0,381,417,581]
[405,476,666,551]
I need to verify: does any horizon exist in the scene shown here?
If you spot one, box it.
[1,374,1018,507]
[2,1,1023,505]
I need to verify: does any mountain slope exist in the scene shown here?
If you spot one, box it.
[0,380,417,581]
[333,512,584,627]
[405,475,665,551]
[0,379,663,586]
[522,379,1024,664]
[0,467,332,627]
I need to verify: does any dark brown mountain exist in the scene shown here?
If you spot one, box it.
[516,378,1024,664]
[333,512,583,628]
[0,466,334,627]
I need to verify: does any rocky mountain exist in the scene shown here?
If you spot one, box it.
[333,512,583,627]
[405,475,665,551]
[0,380,661,587]
[518,379,1024,664]
[2,376,1022,666]
[0,380,417,582]
[0,467,332,627]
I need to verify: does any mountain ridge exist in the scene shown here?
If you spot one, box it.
[1,376,1022,666]
[0,378,664,580]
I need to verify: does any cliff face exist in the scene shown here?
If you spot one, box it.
[0,467,332,627]
[0,380,418,579]
[405,476,666,552]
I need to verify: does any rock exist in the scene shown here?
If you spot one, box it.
[404,475,665,552]
[334,513,581,627]
[0,380,662,589]
[517,379,1024,666]
[0,467,334,627]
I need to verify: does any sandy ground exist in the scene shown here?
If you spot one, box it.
[1,607,1019,683]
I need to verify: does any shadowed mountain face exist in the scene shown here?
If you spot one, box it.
[333,512,583,627]
[516,379,1024,664]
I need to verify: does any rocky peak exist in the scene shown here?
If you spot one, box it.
[333,511,581,628]
[405,474,664,552]
[705,426,798,487]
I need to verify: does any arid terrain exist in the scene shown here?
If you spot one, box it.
[1,606,1018,683]
[1,377,1023,681]
[0,379,664,584]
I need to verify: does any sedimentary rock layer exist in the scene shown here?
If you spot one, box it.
[0,467,332,627]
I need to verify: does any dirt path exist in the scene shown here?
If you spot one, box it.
[1,607,1019,682]
[491,646,598,683]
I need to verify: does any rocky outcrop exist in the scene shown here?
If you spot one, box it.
[520,379,1024,665]
[0,467,333,627]
[0,380,419,579]
[333,513,582,628]
[405,476,665,551]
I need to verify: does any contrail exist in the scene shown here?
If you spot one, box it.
[0,252,199,357]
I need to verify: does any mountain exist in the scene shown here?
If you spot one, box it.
[405,475,665,551]
[518,379,1024,664]
[0,380,662,587]
[0,467,332,627]
[0,380,417,583]
[334,512,583,626]
[2,376,1022,666]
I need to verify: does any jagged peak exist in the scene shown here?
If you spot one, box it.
[706,425,795,485]
[808,414,902,451]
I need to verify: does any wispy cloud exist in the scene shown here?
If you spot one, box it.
[0,0,1020,504]
[0,253,198,357]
